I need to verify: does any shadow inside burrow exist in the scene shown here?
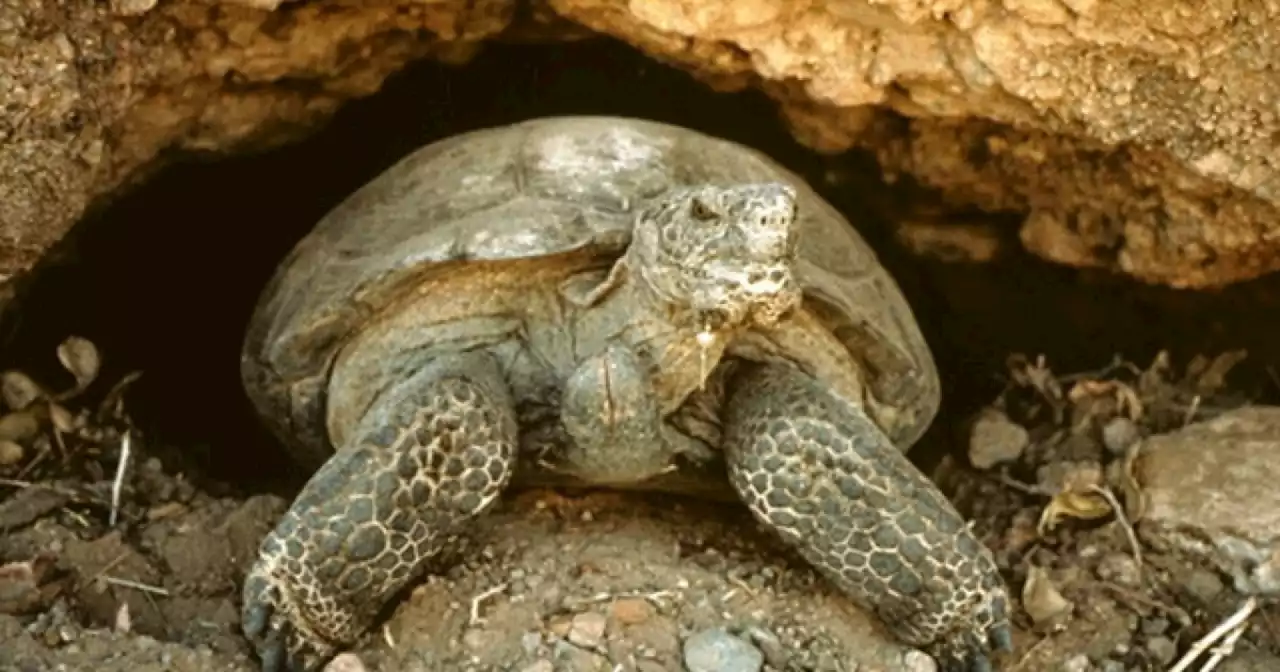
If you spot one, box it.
[3,36,1279,497]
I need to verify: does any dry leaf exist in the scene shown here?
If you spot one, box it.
[1008,354,1064,401]
[1137,351,1173,397]
[48,403,76,434]
[1038,489,1113,535]
[0,440,23,466]
[57,336,101,393]
[1022,565,1073,626]
[0,411,41,444]
[1,371,44,411]
[96,371,143,423]
[1186,350,1247,395]
[1067,379,1144,422]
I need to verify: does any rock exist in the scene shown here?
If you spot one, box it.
[1094,553,1142,589]
[3,0,1280,297]
[1144,636,1177,666]
[323,653,368,672]
[1219,649,1280,672]
[609,597,653,626]
[567,612,607,649]
[553,640,608,671]
[902,649,939,672]
[1135,407,1280,595]
[968,408,1030,469]
[682,627,764,672]
[1060,653,1090,672]
[0,554,58,615]
[741,625,788,669]
[1101,417,1140,455]
[0,0,513,286]
[554,0,1280,289]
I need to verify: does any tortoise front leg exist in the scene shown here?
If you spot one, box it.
[721,361,1012,671]
[242,351,518,672]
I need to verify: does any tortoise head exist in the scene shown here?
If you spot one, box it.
[629,182,803,334]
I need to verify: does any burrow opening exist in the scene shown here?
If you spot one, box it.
[5,37,1279,494]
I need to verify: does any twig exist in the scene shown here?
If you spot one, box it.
[1199,615,1250,672]
[1088,484,1143,576]
[1166,596,1258,672]
[100,575,169,596]
[469,582,508,626]
[89,552,131,584]
[564,589,678,610]
[1182,395,1202,427]
[997,473,1050,497]
[109,430,132,527]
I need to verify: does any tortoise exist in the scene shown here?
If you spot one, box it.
[238,115,1012,671]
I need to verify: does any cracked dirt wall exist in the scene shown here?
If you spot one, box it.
[2,0,1278,292]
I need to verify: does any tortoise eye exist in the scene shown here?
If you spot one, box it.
[689,197,718,221]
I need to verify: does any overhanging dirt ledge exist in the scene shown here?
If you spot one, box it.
[2,0,1277,291]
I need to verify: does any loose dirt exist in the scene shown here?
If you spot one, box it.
[3,337,1279,672]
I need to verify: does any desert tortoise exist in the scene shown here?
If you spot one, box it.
[239,115,1012,671]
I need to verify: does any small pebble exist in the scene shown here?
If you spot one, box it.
[461,628,487,650]
[1060,653,1091,672]
[683,627,764,672]
[324,653,368,672]
[609,597,653,625]
[567,611,607,649]
[1182,568,1225,603]
[743,625,788,668]
[1101,417,1140,455]
[1098,660,1125,672]
[553,641,608,671]
[519,661,552,672]
[903,649,938,672]
[1146,636,1177,665]
[1140,616,1169,635]
[521,630,542,655]
[968,408,1030,469]
[1095,553,1142,588]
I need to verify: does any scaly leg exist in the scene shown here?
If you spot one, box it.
[722,362,1011,671]
[242,351,518,671]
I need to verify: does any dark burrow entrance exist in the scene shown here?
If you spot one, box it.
[4,36,1280,495]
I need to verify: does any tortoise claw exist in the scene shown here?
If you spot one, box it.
[929,622,1014,672]
[242,554,333,672]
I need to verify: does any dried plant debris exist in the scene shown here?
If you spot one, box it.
[0,335,141,482]
[969,350,1250,529]
[961,350,1273,670]
[0,336,145,543]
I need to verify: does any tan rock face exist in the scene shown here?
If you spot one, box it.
[2,0,1278,288]
[548,0,1280,288]
[0,0,514,280]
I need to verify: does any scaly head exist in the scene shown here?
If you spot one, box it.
[629,182,803,335]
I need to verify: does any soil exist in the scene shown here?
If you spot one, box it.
[3,337,1280,672]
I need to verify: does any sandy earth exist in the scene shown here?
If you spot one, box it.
[2,340,1279,672]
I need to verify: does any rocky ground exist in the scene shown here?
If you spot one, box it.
[2,337,1279,672]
